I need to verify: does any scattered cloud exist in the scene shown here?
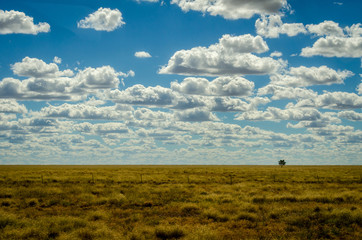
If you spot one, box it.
[171,0,288,20]
[171,76,254,96]
[301,36,362,58]
[255,15,307,38]
[306,20,345,37]
[53,56,62,64]
[270,65,353,87]
[338,111,362,121]
[345,23,362,37]
[0,10,50,35]
[270,51,282,57]
[175,108,219,122]
[135,51,152,58]
[358,81,362,94]
[11,57,73,78]
[105,84,174,106]
[0,99,27,113]
[1,57,133,101]
[159,34,284,76]
[77,8,125,32]
[292,91,362,109]
[258,84,317,100]
[235,107,339,124]
[39,103,134,120]
[301,23,362,58]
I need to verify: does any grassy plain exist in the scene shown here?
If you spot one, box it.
[0,165,361,240]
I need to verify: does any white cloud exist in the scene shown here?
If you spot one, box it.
[77,8,125,32]
[255,15,307,38]
[301,36,362,58]
[135,51,152,58]
[72,66,122,90]
[171,76,254,96]
[171,0,287,20]
[270,65,353,87]
[11,57,73,78]
[0,10,50,35]
[159,34,284,76]
[338,111,362,121]
[106,84,175,106]
[258,84,317,100]
[1,58,133,101]
[358,81,362,94]
[104,83,262,112]
[293,91,362,109]
[53,56,62,64]
[40,103,134,120]
[306,20,345,37]
[175,108,219,122]
[235,107,338,124]
[297,21,362,58]
[209,97,254,112]
[270,51,282,57]
[0,99,27,113]
[345,23,362,37]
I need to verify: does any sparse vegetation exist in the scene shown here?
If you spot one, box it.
[0,165,361,239]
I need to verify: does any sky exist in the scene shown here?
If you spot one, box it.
[0,0,361,165]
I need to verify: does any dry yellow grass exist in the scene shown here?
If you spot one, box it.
[0,165,361,239]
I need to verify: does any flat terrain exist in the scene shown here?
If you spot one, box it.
[0,165,361,239]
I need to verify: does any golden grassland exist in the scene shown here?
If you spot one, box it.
[0,165,361,240]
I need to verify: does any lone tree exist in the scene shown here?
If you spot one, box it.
[279,159,286,168]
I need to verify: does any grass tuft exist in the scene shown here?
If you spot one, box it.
[155,225,185,240]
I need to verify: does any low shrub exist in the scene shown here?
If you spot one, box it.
[155,225,185,240]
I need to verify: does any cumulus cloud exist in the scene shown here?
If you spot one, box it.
[135,51,152,58]
[175,108,219,122]
[171,76,254,96]
[258,84,317,100]
[300,21,362,58]
[1,58,133,101]
[255,15,307,38]
[338,111,362,121]
[0,99,27,113]
[270,51,282,57]
[270,65,353,87]
[358,81,362,94]
[106,85,174,106]
[293,91,362,109]
[77,8,125,31]
[209,97,253,112]
[53,56,62,64]
[40,103,133,120]
[301,36,362,58]
[11,57,73,78]
[159,34,284,76]
[104,83,263,113]
[171,0,287,20]
[72,66,123,90]
[306,20,345,37]
[345,23,362,37]
[0,10,50,35]
[235,107,337,124]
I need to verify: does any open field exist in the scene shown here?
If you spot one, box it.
[0,165,361,240]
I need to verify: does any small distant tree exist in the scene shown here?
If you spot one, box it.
[278,159,286,168]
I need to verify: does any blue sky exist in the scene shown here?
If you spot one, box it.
[0,0,361,164]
